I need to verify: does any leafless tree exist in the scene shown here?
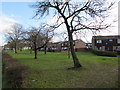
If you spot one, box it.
[4,41,14,50]
[25,27,39,59]
[32,0,115,68]
[6,24,24,53]
[17,39,27,51]
[25,26,53,59]
[41,26,54,54]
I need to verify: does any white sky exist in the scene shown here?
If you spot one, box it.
[0,0,120,46]
[50,0,119,43]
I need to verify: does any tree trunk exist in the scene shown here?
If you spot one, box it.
[30,47,32,54]
[64,19,82,68]
[69,32,82,68]
[68,46,70,59]
[34,48,37,59]
[44,46,47,55]
[34,42,37,59]
[20,48,22,51]
[14,42,17,53]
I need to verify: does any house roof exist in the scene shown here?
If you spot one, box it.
[50,39,85,44]
[92,35,120,39]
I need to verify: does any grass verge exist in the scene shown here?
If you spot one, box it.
[3,50,119,88]
[2,52,28,88]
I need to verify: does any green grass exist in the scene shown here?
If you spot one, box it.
[5,50,118,88]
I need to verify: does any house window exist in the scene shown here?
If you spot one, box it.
[65,43,68,45]
[99,47,102,50]
[109,39,113,42]
[97,46,102,50]
[118,39,120,43]
[52,45,54,47]
[61,43,64,46]
[62,47,68,50]
[73,42,75,46]
[96,40,102,43]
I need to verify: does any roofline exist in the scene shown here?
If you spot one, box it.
[50,39,85,44]
[93,35,120,37]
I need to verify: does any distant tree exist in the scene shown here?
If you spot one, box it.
[33,0,114,68]
[39,26,54,55]
[17,39,27,51]
[25,26,53,59]
[6,24,24,53]
[4,41,14,50]
[25,27,39,59]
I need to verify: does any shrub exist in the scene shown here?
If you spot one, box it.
[117,51,120,55]
[47,49,55,52]
[90,49,117,57]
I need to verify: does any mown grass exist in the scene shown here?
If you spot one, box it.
[5,50,118,88]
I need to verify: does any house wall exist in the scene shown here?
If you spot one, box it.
[74,40,87,51]
[48,40,87,52]
[113,46,117,51]
[75,40,86,49]
[92,35,120,51]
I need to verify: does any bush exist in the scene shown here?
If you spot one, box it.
[47,49,55,52]
[90,49,117,57]
[117,51,120,55]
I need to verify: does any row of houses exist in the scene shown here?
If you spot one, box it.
[4,35,120,52]
[46,39,87,52]
[45,35,120,52]
[92,35,120,51]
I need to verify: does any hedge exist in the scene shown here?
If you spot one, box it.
[90,49,117,57]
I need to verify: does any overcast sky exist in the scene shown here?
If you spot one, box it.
[0,0,119,46]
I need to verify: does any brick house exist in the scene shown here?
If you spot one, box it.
[47,42,61,51]
[74,40,87,51]
[85,43,92,49]
[47,39,87,52]
[92,35,120,51]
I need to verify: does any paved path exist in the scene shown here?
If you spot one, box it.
[0,49,2,89]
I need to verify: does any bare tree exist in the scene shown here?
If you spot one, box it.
[4,41,14,50]
[17,39,27,51]
[25,26,53,59]
[32,0,114,68]
[40,26,54,54]
[25,27,39,59]
[6,24,24,53]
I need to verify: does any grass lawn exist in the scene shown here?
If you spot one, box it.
[3,50,118,88]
